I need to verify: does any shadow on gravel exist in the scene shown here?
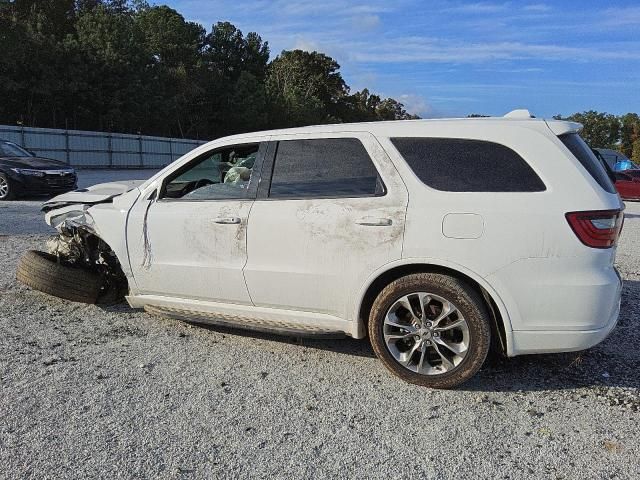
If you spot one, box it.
[457,279,639,392]
[101,280,639,392]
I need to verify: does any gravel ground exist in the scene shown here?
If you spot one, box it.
[0,173,639,479]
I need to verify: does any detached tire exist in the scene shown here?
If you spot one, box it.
[16,250,103,303]
[369,273,491,389]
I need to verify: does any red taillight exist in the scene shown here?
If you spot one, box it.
[565,209,624,249]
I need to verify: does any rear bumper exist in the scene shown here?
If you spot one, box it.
[509,294,620,355]
[487,256,623,356]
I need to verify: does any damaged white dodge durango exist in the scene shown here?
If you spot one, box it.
[18,110,624,388]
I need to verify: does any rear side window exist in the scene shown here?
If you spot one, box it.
[391,137,546,192]
[269,138,384,198]
[559,134,616,194]
[390,137,545,192]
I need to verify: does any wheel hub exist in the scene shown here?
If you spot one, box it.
[418,328,432,340]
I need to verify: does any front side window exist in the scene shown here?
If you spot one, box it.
[391,137,546,192]
[162,144,259,200]
[269,138,384,198]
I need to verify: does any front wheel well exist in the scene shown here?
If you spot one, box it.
[47,228,130,299]
[358,264,508,355]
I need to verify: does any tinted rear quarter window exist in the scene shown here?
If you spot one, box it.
[391,137,545,192]
[269,138,383,198]
[560,134,617,194]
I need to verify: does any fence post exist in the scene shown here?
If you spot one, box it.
[108,133,113,168]
[139,135,143,168]
[20,125,25,147]
[169,138,173,165]
[65,130,70,165]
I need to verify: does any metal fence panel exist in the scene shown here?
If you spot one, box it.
[0,125,206,168]
[0,129,22,144]
[37,150,67,162]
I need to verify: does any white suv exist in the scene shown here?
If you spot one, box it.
[20,110,624,388]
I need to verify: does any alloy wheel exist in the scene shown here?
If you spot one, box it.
[0,176,9,199]
[383,292,470,375]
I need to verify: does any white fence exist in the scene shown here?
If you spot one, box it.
[0,125,206,168]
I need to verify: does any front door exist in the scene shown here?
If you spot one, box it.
[127,142,266,304]
[243,133,409,320]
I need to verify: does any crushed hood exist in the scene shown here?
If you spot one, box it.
[42,180,145,211]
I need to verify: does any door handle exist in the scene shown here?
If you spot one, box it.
[212,217,241,224]
[355,217,393,226]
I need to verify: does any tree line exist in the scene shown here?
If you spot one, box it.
[0,0,417,140]
[553,111,640,162]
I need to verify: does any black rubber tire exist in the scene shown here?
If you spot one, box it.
[0,172,16,200]
[16,250,103,304]
[368,273,491,389]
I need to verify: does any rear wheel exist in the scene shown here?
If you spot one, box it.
[368,273,491,389]
[16,250,103,303]
[0,173,16,200]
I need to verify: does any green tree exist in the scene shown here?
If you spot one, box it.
[0,4,419,138]
[266,50,349,127]
[135,5,205,136]
[374,97,418,121]
[7,0,77,40]
[560,111,620,149]
[71,3,149,132]
[339,89,418,122]
[632,139,640,164]
[619,113,640,159]
[199,21,270,136]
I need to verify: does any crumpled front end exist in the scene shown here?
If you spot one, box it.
[42,179,145,212]
[41,181,145,300]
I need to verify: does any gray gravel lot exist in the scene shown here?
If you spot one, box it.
[0,171,639,479]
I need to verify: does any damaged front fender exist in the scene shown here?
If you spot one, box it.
[45,204,96,232]
[42,183,145,292]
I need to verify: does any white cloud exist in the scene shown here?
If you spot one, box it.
[441,2,510,14]
[523,4,552,12]
[292,37,320,52]
[398,93,433,117]
[341,38,640,63]
[354,14,381,31]
[602,7,640,27]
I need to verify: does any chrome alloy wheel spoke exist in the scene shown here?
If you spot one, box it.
[383,292,470,376]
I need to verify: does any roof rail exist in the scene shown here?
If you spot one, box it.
[504,109,535,119]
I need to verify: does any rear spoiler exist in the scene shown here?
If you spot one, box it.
[545,120,583,136]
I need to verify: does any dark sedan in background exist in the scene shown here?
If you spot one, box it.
[0,140,77,200]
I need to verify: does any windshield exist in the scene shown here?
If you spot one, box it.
[596,148,639,171]
[0,141,33,157]
[615,159,639,171]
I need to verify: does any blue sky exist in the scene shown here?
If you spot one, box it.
[161,0,640,118]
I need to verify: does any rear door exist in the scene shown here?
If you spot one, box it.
[243,132,408,320]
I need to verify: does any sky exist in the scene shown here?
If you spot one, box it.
[161,0,640,118]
